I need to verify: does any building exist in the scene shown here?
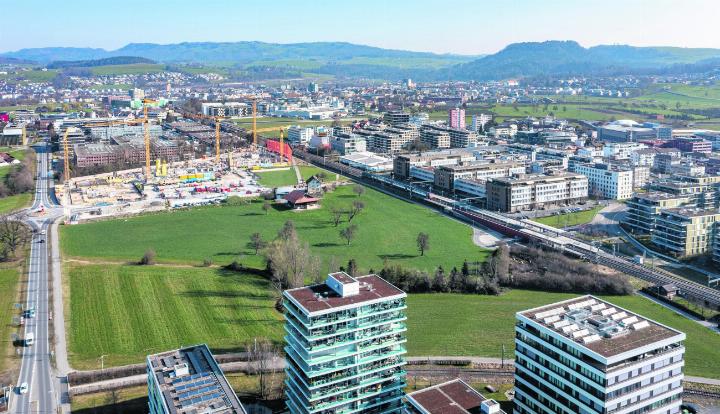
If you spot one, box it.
[405,379,504,414]
[283,272,407,414]
[288,126,315,145]
[307,82,319,93]
[652,208,720,257]
[485,172,588,212]
[201,102,250,117]
[471,113,493,133]
[515,296,685,414]
[419,128,450,149]
[570,163,634,200]
[623,192,690,235]
[448,107,466,129]
[597,120,670,142]
[668,136,712,154]
[650,175,720,209]
[393,150,476,179]
[420,124,478,149]
[434,162,525,191]
[340,151,393,172]
[73,144,121,168]
[331,133,367,155]
[383,111,410,126]
[284,189,320,210]
[602,143,647,160]
[146,344,247,414]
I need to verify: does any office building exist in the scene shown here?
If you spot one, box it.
[571,163,634,200]
[283,272,407,414]
[448,107,466,129]
[434,162,525,191]
[485,172,588,212]
[652,208,720,257]
[288,126,315,145]
[383,111,410,126]
[668,137,712,154]
[74,144,121,168]
[623,192,690,235]
[405,379,504,414]
[597,120,671,142]
[393,150,476,179]
[146,344,247,414]
[515,296,685,414]
[331,133,367,155]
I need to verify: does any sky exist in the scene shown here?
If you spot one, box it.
[2,0,719,55]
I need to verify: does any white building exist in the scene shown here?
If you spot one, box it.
[331,133,366,155]
[287,126,315,145]
[515,296,685,414]
[571,163,634,200]
[602,142,647,160]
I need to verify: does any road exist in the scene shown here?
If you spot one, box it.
[11,143,64,414]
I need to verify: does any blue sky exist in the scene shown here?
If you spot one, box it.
[2,0,718,54]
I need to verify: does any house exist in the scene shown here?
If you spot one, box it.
[283,189,320,210]
[305,175,323,197]
[0,153,19,167]
[658,283,679,300]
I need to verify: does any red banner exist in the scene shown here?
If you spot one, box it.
[266,139,293,161]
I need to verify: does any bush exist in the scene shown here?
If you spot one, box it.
[139,249,156,265]
[202,258,213,267]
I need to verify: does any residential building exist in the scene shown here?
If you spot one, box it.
[201,102,250,117]
[602,143,647,160]
[146,344,247,414]
[570,163,634,200]
[405,379,504,414]
[73,144,121,168]
[652,208,720,257]
[288,126,315,145]
[653,150,683,173]
[420,124,477,148]
[434,162,525,191]
[471,113,493,133]
[515,296,685,414]
[283,272,407,414]
[383,111,410,126]
[419,128,450,149]
[331,133,367,155]
[393,150,476,179]
[307,82,319,93]
[651,176,720,209]
[623,192,690,235]
[485,172,588,212]
[448,107,466,129]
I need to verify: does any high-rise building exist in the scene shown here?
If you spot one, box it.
[514,296,685,414]
[472,114,493,132]
[448,107,466,129]
[308,82,320,93]
[146,344,247,414]
[283,272,408,414]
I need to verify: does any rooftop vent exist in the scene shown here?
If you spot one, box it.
[173,363,189,377]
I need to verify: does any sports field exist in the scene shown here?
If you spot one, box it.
[406,291,720,379]
[61,184,488,272]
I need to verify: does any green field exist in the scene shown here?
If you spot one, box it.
[0,265,22,375]
[406,291,720,379]
[89,64,166,75]
[0,193,32,215]
[532,205,603,228]
[254,166,329,188]
[61,185,488,272]
[66,263,284,369]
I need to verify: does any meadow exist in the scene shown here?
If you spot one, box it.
[254,166,328,188]
[532,205,603,228]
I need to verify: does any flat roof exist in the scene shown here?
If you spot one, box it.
[406,379,505,414]
[147,344,246,414]
[284,274,405,315]
[519,295,684,359]
[663,207,720,218]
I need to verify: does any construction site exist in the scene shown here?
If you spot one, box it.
[54,98,300,222]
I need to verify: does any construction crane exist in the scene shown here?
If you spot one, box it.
[279,128,285,161]
[252,98,257,147]
[183,111,227,165]
[142,98,157,179]
[62,127,76,184]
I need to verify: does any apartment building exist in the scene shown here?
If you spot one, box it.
[571,163,634,200]
[419,128,450,149]
[515,296,685,414]
[283,272,407,414]
[146,344,247,414]
[448,107,466,129]
[434,162,525,191]
[392,149,477,179]
[331,133,367,155]
[73,144,121,168]
[366,124,418,154]
[603,143,647,160]
[485,172,588,212]
[405,379,504,414]
[420,124,478,148]
[288,126,315,145]
[201,102,250,117]
[383,111,410,126]
[651,176,720,209]
[652,208,720,257]
[623,192,690,235]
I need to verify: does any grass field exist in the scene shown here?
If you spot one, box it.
[254,166,328,188]
[66,263,284,369]
[61,185,488,272]
[89,64,166,75]
[406,291,720,379]
[0,193,32,215]
[532,205,603,228]
[0,265,22,376]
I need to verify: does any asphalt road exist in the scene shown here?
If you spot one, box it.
[12,143,63,414]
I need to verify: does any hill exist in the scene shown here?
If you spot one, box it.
[47,56,156,69]
[450,40,720,80]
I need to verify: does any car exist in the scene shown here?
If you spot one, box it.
[37,239,45,243]
[18,382,28,394]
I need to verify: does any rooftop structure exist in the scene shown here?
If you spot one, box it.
[405,379,504,414]
[146,344,247,414]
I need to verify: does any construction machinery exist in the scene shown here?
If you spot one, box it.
[141,98,157,179]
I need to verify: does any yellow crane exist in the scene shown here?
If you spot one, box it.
[62,127,75,184]
[184,111,227,165]
[141,98,157,179]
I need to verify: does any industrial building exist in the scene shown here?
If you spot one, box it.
[485,172,588,212]
[146,344,247,414]
[405,379,504,414]
[515,296,685,414]
[597,120,671,142]
[283,272,407,414]
[651,208,720,257]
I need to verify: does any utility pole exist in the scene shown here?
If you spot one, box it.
[100,354,107,371]
[501,344,506,368]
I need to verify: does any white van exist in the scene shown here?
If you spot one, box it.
[24,333,34,346]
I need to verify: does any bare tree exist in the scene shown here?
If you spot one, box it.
[139,249,156,265]
[249,232,265,255]
[265,221,318,289]
[262,201,271,215]
[329,207,343,227]
[416,232,430,256]
[277,220,296,240]
[353,185,365,198]
[0,216,30,260]
[348,200,365,222]
[340,224,358,245]
[247,339,281,400]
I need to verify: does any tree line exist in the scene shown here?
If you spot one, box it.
[0,150,35,198]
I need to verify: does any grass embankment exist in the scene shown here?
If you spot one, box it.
[254,166,328,188]
[406,291,720,379]
[61,185,487,271]
[532,205,603,229]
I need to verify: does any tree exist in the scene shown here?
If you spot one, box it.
[250,232,265,255]
[262,201,271,215]
[348,200,365,222]
[329,207,343,227]
[0,216,30,260]
[353,185,365,198]
[247,339,281,400]
[416,232,430,256]
[347,259,358,277]
[265,226,313,290]
[139,249,156,265]
[277,220,296,240]
[339,224,358,245]
[432,266,448,292]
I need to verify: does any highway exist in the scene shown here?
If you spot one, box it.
[11,143,63,414]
